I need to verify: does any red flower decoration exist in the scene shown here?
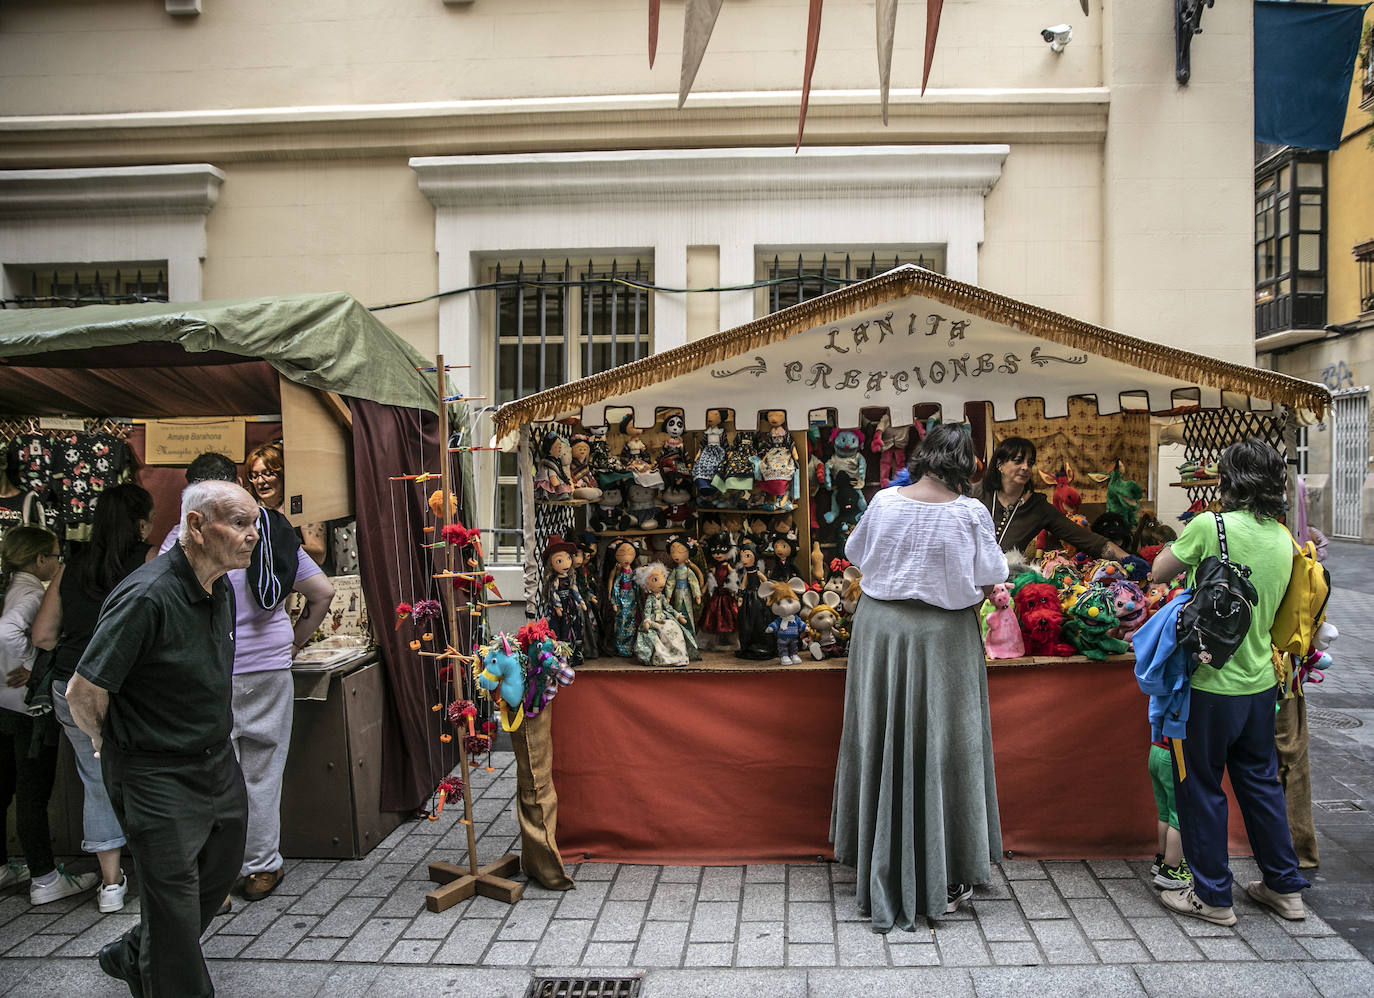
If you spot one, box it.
[394,602,413,630]
[464,734,491,756]
[481,720,499,736]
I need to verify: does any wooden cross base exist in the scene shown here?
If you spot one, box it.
[425,854,524,912]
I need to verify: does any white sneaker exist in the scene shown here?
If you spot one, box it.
[29,866,100,905]
[1160,885,1237,926]
[1246,880,1306,920]
[97,874,128,913]
[0,862,30,891]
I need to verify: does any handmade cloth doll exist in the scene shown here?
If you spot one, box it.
[515,619,575,717]
[591,425,631,489]
[661,482,693,530]
[732,541,774,660]
[802,589,845,660]
[573,532,604,659]
[1062,587,1131,660]
[825,428,867,494]
[765,531,798,582]
[592,485,629,532]
[693,409,728,502]
[872,414,912,488]
[983,582,1025,659]
[533,432,573,500]
[634,561,698,667]
[567,433,603,501]
[626,482,662,530]
[606,539,640,656]
[618,414,664,489]
[1034,463,1080,552]
[1107,578,1149,642]
[657,412,690,486]
[664,534,704,644]
[823,471,867,540]
[699,532,740,651]
[712,431,757,506]
[1013,576,1076,657]
[760,576,808,665]
[543,535,587,667]
[755,410,799,510]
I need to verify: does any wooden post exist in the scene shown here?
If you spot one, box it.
[425,353,524,911]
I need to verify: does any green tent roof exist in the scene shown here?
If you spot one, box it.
[0,292,437,415]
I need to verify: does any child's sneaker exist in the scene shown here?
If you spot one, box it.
[945,883,974,914]
[29,865,100,905]
[0,862,30,891]
[1154,859,1193,890]
[1150,853,1164,878]
[97,874,128,913]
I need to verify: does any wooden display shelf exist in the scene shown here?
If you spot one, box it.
[593,527,683,537]
[1170,479,1219,488]
[534,497,595,507]
[577,649,1134,673]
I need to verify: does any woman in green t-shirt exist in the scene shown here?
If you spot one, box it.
[1149,439,1309,928]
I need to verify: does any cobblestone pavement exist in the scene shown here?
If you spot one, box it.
[3,546,1373,995]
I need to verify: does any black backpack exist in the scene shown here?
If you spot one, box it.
[1176,513,1258,672]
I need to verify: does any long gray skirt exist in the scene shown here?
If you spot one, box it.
[830,595,1002,931]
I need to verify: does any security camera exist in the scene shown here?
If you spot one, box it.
[1041,24,1073,52]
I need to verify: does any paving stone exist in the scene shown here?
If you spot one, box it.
[201,932,251,958]
[591,900,649,942]
[1091,939,1152,963]
[743,864,786,883]
[532,918,593,965]
[1172,911,1239,937]
[646,968,808,998]
[323,847,390,880]
[831,880,869,922]
[1278,909,1340,937]
[217,893,294,936]
[37,902,102,937]
[374,889,431,919]
[609,865,660,901]
[683,942,734,966]
[0,913,61,953]
[1298,935,1364,960]
[573,863,618,881]
[466,895,523,920]
[432,917,502,964]
[1233,911,1311,960]
[786,942,836,966]
[1087,860,1136,880]
[698,866,744,902]
[51,912,138,957]
[829,864,857,885]
[990,941,1044,965]
[555,879,611,920]
[688,901,739,944]
[241,913,318,959]
[1045,862,1107,899]
[383,937,442,963]
[1103,878,1165,918]
[887,942,942,966]
[649,882,698,921]
[788,900,836,944]
[336,916,409,962]
[635,919,690,967]
[659,866,702,884]
[1009,879,1070,920]
[496,898,557,941]
[1029,919,1098,964]
[808,968,970,996]
[835,920,888,967]
[934,921,992,966]
[1195,936,1258,960]
[350,862,412,898]
[278,860,334,895]
[4,933,70,957]
[287,936,345,961]
[973,866,1013,900]
[971,899,1031,942]
[1001,860,1047,881]
[1134,961,1322,997]
[1302,960,1374,998]
[581,941,635,966]
[740,882,785,922]
[969,966,1147,998]
[1126,916,1203,962]
[0,894,32,926]
[483,940,537,965]
[787,865,831,902]
[1066,898,1134,940]
[286,876,353,915]
[312,896,382,937]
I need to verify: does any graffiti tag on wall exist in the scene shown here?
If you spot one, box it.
[1321,361,1356,390]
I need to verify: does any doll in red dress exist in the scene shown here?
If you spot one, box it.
[699,532,740,651]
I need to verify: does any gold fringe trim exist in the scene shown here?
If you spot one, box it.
[493,267,1332,438]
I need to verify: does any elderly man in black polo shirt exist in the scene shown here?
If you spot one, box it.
[67,479,258,998]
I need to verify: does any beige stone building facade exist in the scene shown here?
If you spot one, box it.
[0,0,1257,564]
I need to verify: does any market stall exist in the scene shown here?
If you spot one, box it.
[0,293,469,833]
[491,265,1330,862]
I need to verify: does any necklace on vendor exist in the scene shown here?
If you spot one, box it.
[993,490,1025,547]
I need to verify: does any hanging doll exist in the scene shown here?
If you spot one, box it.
[765,530,798,582]
[872,413,913,488]
[567,433,603,502]
[755,410,799,512]
[657,412,690,486]
[606,538,640,656]
[759,576,807,666]
[692,408,728,504]
[573,532,604,660]
[823,427,869,529]
[732,541,774,660]
[663,534,704,646]
[698,532,740,651]
[543,535,586,667]
[533,432,573,500]
[711,431,757,507]
[634,561,699,667]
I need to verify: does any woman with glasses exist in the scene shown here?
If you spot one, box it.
[245,441,326,565]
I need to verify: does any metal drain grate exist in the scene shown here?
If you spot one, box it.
[1313,800,1366,813]
[1307,707,1364,729]
[526,977,642,998]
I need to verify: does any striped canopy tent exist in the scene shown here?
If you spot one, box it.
[493,266,1330,445]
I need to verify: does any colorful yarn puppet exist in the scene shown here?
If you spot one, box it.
[1107,579,1149,641]
[1062,587,1131,661]
[1087,459,1144,531]
[516,618,575,717]
[475,633,527,731]
[1013,574,1075,657]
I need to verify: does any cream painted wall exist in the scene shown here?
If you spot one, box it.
[0,0,1102,115]
[1328,5,1374,327]
[201,159,438,356]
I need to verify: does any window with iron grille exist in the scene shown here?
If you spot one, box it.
[1355,239,1374,316]
[483,255,654,562]
[1255,152,1326,337]
[3,262,168,308]
[755,248,945,316]
[1295,425,1310,477]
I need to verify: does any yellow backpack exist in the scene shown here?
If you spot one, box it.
[1270,526,1331,656]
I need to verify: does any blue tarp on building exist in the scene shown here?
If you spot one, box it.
[1255,0,1369,151]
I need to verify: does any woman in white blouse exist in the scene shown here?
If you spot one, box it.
[830,425,1009,932]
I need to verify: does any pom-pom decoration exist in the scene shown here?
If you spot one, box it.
[516,618,554,652]
[394,601,413,630]
[464,734,491,757]
[428,775,465,820]
[428,489,458,519]
[413,599,443,622]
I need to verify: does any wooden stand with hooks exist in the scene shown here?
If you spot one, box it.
[425,353,524,912]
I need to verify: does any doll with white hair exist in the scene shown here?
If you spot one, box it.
[633,561,698,667]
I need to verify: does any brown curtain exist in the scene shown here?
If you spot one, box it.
[348,397,461,813]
